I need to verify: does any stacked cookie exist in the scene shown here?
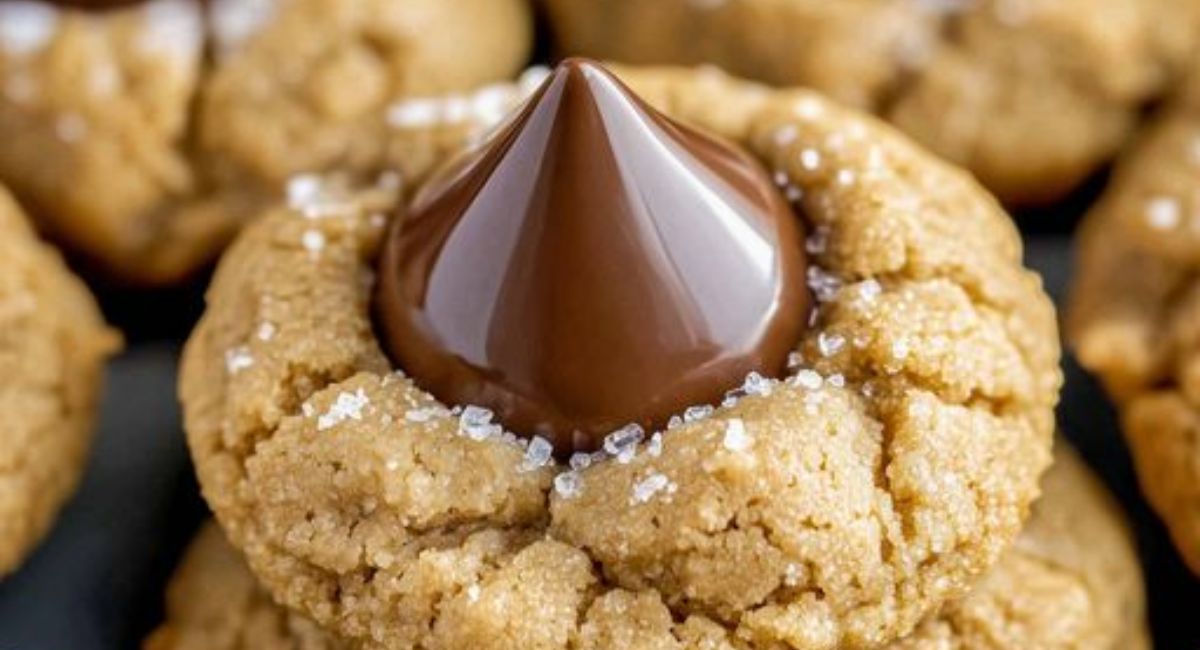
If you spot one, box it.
[160,62,1149,650]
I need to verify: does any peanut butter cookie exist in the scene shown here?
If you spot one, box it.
[0,183,119,577]
[151,446,1141,650]
[1068,64,1200,575]
[180,63,1060,649]
[542,0,1199,206]
[0,0,531,285]
[145,523,342,650]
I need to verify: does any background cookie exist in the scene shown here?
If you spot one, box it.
[180,65,1059,649]
[0,184,119,577]
[889,445,1149,650]
[1068,68,1200,575]
[144,523,341,650]
[0,0,532,285]
[541,0,1198,206]
[149,445,1145,650]
[0,0,213,285]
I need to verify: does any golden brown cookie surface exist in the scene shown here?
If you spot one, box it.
[1068,67,1200,575]
[888,445,1149,650]
[0,0,532,285]
[152,446,1143,650]
[180,65,1060,649]
[0,184,119,577]
[542,0,1199,206]
[145,523,343,650]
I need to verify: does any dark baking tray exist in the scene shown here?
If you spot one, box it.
[0,235,1196,649]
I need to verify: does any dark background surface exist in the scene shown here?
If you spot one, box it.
[0,235,1196,649]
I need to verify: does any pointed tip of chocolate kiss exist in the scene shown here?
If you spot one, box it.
[376,58,812,456]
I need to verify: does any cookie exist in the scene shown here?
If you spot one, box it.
[151,445,1142,650]
[1067,65,1200,574]
[0,0,532,285]
[541,0,1199,206]
[0,183,119,577]
[889,445,1150,650]
[180,63,1060,649]
[144,523,342,650]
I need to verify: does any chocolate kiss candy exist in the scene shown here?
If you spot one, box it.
[375,59,811,455]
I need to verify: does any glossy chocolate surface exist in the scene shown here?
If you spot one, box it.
[375,59,810,454]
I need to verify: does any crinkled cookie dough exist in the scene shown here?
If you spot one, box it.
[1068,65,1200,575]
[180,66,1060,649]
[150,446,1142,650]
[0,0,531,284]
[0,183,119,577]
[542,0,1200,206]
